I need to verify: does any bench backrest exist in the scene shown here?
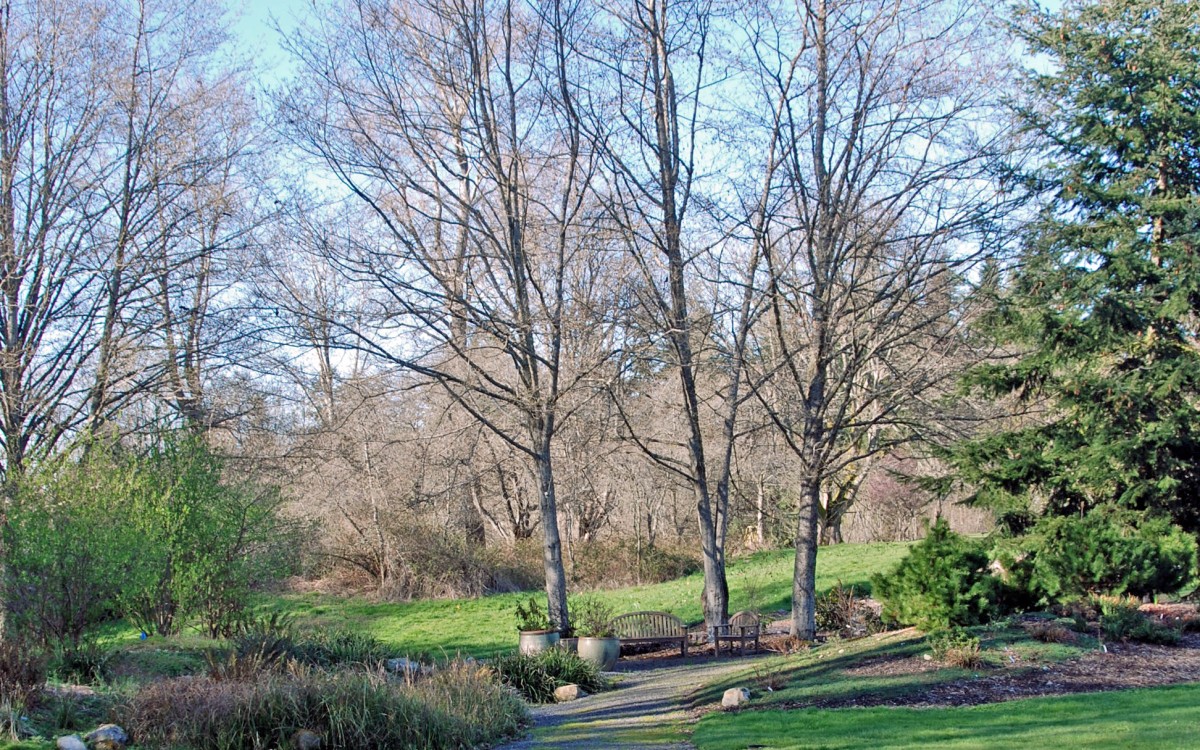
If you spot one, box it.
[728,610,761,633]
[608,610,686,638]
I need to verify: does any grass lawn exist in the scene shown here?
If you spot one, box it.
[240,541,912,659]
[691,683,1200,749]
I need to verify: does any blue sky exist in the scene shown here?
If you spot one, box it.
[232,0,310,79]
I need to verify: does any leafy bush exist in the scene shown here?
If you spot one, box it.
[815,582,883,638]
[1098,598,1181,645]
[871,518,1004,630]
[489,649,606,704]
[5,436,301,649]
[926,628,983,668]
[128,662,527,750]
[1029,507,1197,601]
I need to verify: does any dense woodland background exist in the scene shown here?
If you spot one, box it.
[1,0,1197,644]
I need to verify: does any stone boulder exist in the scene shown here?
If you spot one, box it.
[554,684,588,702]
[84,724,128,750]
[721,687,751,708]
[56,736,87,750]
[292,729,322,750]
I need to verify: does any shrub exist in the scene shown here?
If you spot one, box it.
[815,582,883,638]
[871,518,1004,630]
[1023,619,1077,644]
[489,649,606,704]
[0,641,46,712]
[47,641,112,685]
[223,620,391,676]
[5,436,301,649]
[570,540,700,589]
[926,627,983,668]
[128,662,527,750]
[1029,506,1197,602]
[1098,598,1181,645]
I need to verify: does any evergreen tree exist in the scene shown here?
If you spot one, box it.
[950,0,1200,531]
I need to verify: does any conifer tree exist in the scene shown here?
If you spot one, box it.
[951,0,1200,531]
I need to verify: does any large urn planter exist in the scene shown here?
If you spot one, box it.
[577,636,620,670]
[518,630,560,655]
[558,636,579,653]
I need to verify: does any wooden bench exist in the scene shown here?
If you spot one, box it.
[608,611,689,657]
[713,610,761,657]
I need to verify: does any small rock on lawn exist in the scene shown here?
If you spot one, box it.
[56,736,86,750]
[722,687,751,708]
[555,684,589,702]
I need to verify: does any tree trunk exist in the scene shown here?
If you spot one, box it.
[534,434,569,633]
[791,476,822,638]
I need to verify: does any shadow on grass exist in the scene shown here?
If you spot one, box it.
[692,683,1200,750]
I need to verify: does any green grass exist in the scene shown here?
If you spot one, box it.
[691,683,1200,749]
[232,542,912,659]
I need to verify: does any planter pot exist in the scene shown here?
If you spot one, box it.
[559,637,579,653]
[519,630,560,655]
[577,636,620,670]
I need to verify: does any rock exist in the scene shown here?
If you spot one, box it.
[56,736,87,750]
[387,657,419,674]
[292,729,322,750]
[386,657,433,676]
[554,684,588,702]
[84,724,128,750]
[923,653,933,661]
[722,687,751,708]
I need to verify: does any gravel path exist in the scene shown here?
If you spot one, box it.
[498,656,766,750]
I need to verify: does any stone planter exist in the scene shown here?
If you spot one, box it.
[577,636,620,670]
[518,630,560,655]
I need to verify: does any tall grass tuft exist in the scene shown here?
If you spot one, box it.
[489,648,607,703]
[128,661,527,750]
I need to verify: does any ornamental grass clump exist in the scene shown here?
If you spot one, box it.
[128,661,527,750]
[489,649,607,703]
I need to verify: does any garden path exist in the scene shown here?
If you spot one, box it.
[498,654,767,750]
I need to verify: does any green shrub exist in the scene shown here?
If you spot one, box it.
[926,627,983,668]
[5,436,302,649]
[128,662,527,750]
[1029,507,1197,601]
[489,649,606,703]
[1098,598,1181,645]
[871,518,1003,630]
[47,642,112,685]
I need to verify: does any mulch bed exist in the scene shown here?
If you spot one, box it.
[621,604,1200,708]
[791,632,1200,709]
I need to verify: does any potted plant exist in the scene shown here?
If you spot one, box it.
[515,596,559,655]
[574,597,619,670]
